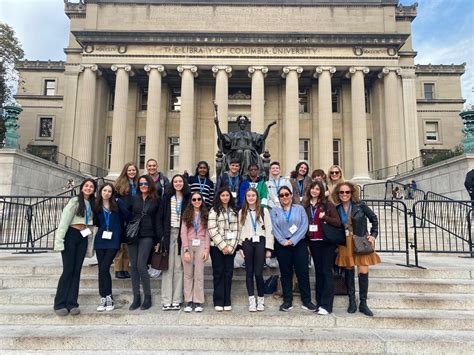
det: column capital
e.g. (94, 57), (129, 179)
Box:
(177, 65), (198, 77)
(378, 66), (402, 79)
(399, 67), (417, 79)
(345, 66), (370, 79)
(111, 64), (134, 76)
(144, 64), (167, 77)
(65, 64), (83, 76)
(314, 66), (336, 78)
(212, 65), (233, 78)
(79, 64), (99, 72)
(248, 65), (268, 78)
(281, 66), (303, 78)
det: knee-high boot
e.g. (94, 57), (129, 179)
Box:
(358, 273), (373, 317)
(345, 269), (357, 313)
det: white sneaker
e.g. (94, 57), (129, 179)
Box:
(223, 305), (232, 311)
(318, 307), (329, 315)
(214, 306), (224, 312)
(148, 267), (161, 278)
(183, 302), (193, 313)
(171, 303), (180, 310)
(105, 295), (115, 311)
(194, 303), (203, 312)
(257, 297), (265, 311)
(97, 297), (106, 312)
(248, 296), (257, 312)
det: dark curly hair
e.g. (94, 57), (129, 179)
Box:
(182, 192), (209, 228)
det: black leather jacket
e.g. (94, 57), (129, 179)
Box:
(350, 202), (378, 238)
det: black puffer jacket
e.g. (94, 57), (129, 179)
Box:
(131, 195), (161, 244)
(350, 202), (378, 238)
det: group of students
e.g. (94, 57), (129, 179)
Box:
(52, 158), (380, 317)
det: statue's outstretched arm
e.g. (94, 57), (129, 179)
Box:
(262, 121), (277, 141)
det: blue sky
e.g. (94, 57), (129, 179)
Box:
(0, 0), (472, 104)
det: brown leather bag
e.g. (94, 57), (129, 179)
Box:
(352, 234), (374, 255)
(151, 244), (169, 271)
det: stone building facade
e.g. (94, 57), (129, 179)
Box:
(15, 0), (466, 178)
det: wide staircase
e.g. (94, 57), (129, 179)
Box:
(0, 252), (472, 353)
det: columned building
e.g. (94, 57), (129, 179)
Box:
(15, 0), (466, 178)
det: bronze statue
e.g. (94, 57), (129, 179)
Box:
(214, 103), (276, 176)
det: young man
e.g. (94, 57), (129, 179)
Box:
(238, 164), (269, 208)
(266, 161), (293, 210)
(146, 159), (170, 197)
(215, 159), (244, 209)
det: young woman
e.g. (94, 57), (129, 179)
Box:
(158, 174), (190, 311)
(304, 180), (342, 315)
(270, 186), (316, 312)
(333, 182), (380, 316)
(129, 175), (161, 311)
(180, 192), (210, 312)
(114, 162), (139, 279)
(94, 183), (131, 312)
(188, 161), (215, 209)
(208, 187), (240, 311)
(53, 178), (97, 316)
(238, 188), (273, 312)
(290, 161), (312, 205)
(326, 165), (344, 202)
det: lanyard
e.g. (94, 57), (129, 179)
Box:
(85, 203), (91, 225)
(339, 202), (352, 225)
(272, 177), (281, 191)
(228, 175), (238, 192)
(193, 212), (201, 235)
(174, 195), (183, 216)
(197, 176), (207, 193)
(284, 204), (293, 223)
(129, 180), (137, 196)
(249, 209), (257, 233)
(310, 205), (319, 222)
(296, 179), (304, 196)
(103, 208), (111, 231)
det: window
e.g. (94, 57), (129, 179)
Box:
(424, 83), (435, 100)
(169, 137), (180, 170)
(43, 80), (56, 96)
(140, 88), (148, 111)
(108, 91), (115, 111)
(170, 88), (181, 112)
(299, 88), (310, 113)
(367, 139), (373, 172)
(105, 136), (112, 169)
(38, 117), (53, 138)
(425, 122), (439, 142)
(299, 139), (310, 162)
(365, 88), (371, 113)
(333, 139), (341, 166)
(332, 88), (340, 113)
(137, 136), (146, 169)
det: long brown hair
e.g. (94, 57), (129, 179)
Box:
(240, 187), (263, 226)
(182, 192), (208, 228)
(115, 162), (139, 196)
(138, 175), (159, 201)
(95, 183), (119, 213)
(304, 180), (327, 208)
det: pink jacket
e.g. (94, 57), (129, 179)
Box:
(180, 222), (210, 251)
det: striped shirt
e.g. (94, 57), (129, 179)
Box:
(188, 175), (215, 209)
(170, 196), (183, 228)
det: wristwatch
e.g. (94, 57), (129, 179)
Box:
(184, 248), (190, 253)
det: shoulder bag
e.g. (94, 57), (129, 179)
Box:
(352, 234), (374, 255)
(151, 243), (169, 271)
(125, 200), (150, 245)
(321, 221), (346, 246)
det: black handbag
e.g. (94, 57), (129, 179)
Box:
(352, 234), (374, 255)
(321, 221), (346, 246)
(125, 218), (141, 244)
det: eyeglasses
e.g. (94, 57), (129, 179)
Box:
(192, 198), (202, 202)
(330, 171), (341, 175)
(339, 190), (351, 195)
(139, 182), (149, 187)
(279, 193), (291, 198)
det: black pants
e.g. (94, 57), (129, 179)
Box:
(54, 227), (88, 310)
(274, 239), (311, 304)
(128, 237), (153, 296)
(308, 240), (336, 312)
(96, 248), (118, 297)
(210, 246), (235, 307)
(242, 237), (265, 297)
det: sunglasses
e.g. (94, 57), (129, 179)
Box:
(339, 190), (351, 195)
(192, 198), (202, 202)
(279, 193), (291, 198)
(330, 171), (341, 175)
(139, 182), (149, 187)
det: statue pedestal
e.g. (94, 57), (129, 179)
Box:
(460, 108), (474, 153)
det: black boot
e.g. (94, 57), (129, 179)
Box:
(358, 273), (373, 317)
(129, 294), (141, 311)
(141, 295), (152, 310)
(345, 269), (357, 313)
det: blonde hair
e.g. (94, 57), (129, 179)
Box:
(326, 164), (345, 192)
(115, 162), (139, 196)
(331, 181), (360, 205)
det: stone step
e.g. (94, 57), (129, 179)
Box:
(0, 324), (472, 353)
(0, 305), (472, 331)
(0, 287), (472, 310)
(1, 275), (473, 294)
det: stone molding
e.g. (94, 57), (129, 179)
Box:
(415, 63), (466, 75)
(377, 66), (401, 79)
(79, 64), (102, 77)
(281, 66), (303, 78)
(177, 65), (199, 77)
(111, 64), (134, 77)
(212, 65), (233, 78)
(314, 66), (336, 78)
(345, 66), (369, 78)
(144, 64), (167, 77)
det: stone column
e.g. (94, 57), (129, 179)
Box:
(144, 65), (166, 163)
(75, 64), (99, 165)
(109, 64), (132, 176)
(60, 64), (81, 157)
(379, 67), (403, 167)
(314, 66), (336, 170)
(212, 65), (232, 159)
(282, 66), (303, 174)
(346, 67), (370, 180)
(248, 66), (268, 133)
(400, 67), (420, 160)
(177, 65), (198, 173)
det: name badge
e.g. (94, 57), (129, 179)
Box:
(345, 229), (350, 237)
(231, 192), (237, 198)
(309, 225), (318, 232)
(252, 235), (260, 243)
(192, 239), (201, 247)
(80, 228), (92, 238)
(227, 232), (236, 240)
(299, 196), (303, 202)
(102, 231), (113, 240)
(289, 224), (298, 234)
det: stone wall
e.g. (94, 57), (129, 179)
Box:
(394, 154), (474, 200)
(0, 149), (88, 196)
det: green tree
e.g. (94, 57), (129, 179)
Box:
(0, 22), (24, 145)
